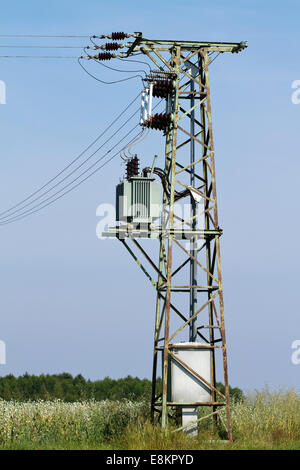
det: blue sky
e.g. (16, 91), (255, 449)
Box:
(0, 0), (299, 392)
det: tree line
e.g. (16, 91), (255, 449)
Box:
(0, 373), (243, 402)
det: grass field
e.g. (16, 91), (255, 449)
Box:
(0, 389), (299, 450)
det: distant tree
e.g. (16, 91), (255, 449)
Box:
(52, 381), (64, 400)
(216, 382), (244, 402)
(0, 381), (12, 400)
(0, 374), (244, 403)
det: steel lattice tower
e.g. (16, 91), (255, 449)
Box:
(102, 33), (247, 440)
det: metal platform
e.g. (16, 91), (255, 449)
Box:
(102, 225), (222, 239)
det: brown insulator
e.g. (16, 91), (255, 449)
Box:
(126, 159), (133, 179)
(145, 113), (171, 131)
(95, 52), (114, 60)
(111, 32), (127, 40)
(152, 79), (173, 99)
(132, 156), (139, 175)
(126, 156), (139, 179)
(104, 42), (122, 51)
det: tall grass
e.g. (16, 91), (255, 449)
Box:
(0, 389), (299, 450)
(229, 388), (300, 447)
(0, 399), (149, 449)
(124, 389), (300, 450)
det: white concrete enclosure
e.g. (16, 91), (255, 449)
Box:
(169, 343), (212, 403)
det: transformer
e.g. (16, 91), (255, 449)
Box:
(116, 176), (161, 223)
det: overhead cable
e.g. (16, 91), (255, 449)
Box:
(0, 93), (140, 218)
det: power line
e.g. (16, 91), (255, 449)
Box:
(208, 52), (221, 65)
(0, 124), (142, 225)
(78, 58), (144, 84)
(0, 105), (141, 221)
(0, 55), (80, 59)
(0, 93), (141, 219)
(0, 151), (118, 225)
(1, 65), (183, 225)
(0, 59), (168, 225)
(92, 58), (147, 76)
(121, 128), (149, 160)
(82, 45), (148, 76)
(0, 45), (85, 48)
(0, 34), (91, 38)
(0, 97), (166, 225)
(89, 36), (101, 48)
(117, 56), (151, 72)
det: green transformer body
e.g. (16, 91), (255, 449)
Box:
(116, 177), (161, 223)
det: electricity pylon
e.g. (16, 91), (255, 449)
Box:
(102, 33), (247, 440)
